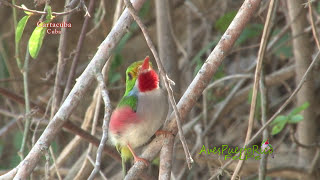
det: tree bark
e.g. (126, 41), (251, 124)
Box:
(156, 0), (180, 95)
(287, 1), (317, 179)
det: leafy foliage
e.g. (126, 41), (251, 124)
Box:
(271, 102), (309, 135)
(28, 5), (53, 58)
(15, 15), (30, 46)
(28, 23), (48, 58)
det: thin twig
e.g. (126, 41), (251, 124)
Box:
(51, 0), (72, 119)
(80, 0), (91, 17)
(45, 150), (50, 180)
(258, 69), (269, 180)
(289, 127), (320, 148)
(86, 0), (108, 37)
(87, 0), (121, 178)
(209, 49), (320, 180)
(260, 1), (279, 179)
(308, 0), (320, 50)
(124, 0), (193, 169)
(0, 0), (82, 17)
(63, 0), (96, 101)
(87, 155), (108, 180)
(88, 72), (112, 180)
(11, 0), (22, 69)
(205, 74), (253, 90)
(19, 47), (31, 160)
(66, 0), (80, 9)
(231, 0), (275, 179)
(49, 146), (62, 180)
(177, 124), (203, 179)
(73, 90), (99, 179)
(308, 148), (320, 174)
(74, 85), (106, 179)
(32, 97), (52, 147)
(203, 79), (247, 136)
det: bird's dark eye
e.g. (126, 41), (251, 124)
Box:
(128, 72), (133, 80)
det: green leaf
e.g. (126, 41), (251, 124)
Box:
(215, 11), (237, 32)
(22, 4), (33, 15)
(290, 102), (310, 116)
(15, 15), (30, 46)
(271, 117), (288, 135)
(270, 115), (288, 126)
(28, 22), (47, 58)
(288, 114), (304, 124)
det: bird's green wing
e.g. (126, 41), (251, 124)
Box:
(117, 94), (138, 112)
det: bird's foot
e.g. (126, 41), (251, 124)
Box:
(133, 156), (150, 166)
(127, 144), (149, 166)
(155, 130), (174, 137)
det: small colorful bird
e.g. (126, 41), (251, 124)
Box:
(261, 139), (274, 158)
(109, 56), (168, 175)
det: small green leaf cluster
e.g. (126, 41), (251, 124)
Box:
(15, 5), (54, 59)
(271, 102), (309, 135)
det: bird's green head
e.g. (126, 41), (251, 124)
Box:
(124, 56), (153, 96)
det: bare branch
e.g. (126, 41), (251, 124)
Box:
(63, 0), (96, 101)
(0, 0), (83, 17)
(231, 0), (276, 178)
(159, 134), (174, 180)
(307, 0), (320, 50)
(88, 72), (112, 180)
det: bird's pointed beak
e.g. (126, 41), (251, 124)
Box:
(142, 56), (150, 70)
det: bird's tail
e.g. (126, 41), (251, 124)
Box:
(121, 146), (133, 176)
(121, 157), (131, 176)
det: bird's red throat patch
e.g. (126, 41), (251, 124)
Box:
(138, 70), (159, 92)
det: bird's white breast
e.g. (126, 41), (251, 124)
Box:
(118, 88), (168, 148)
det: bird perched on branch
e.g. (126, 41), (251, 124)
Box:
(109, 56), (168, 175)
(261, 139), (274, 158)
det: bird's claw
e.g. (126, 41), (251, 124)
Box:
(134, 156), (149, 166)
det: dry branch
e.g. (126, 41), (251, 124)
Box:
(231, 0), (276, 179)
(87, 72), (112, 180)
(0, 0), (83, 17)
